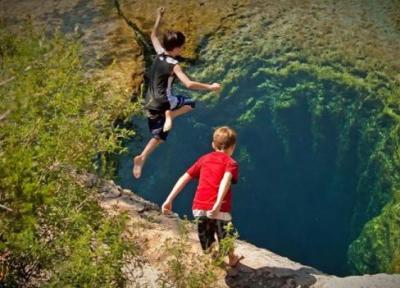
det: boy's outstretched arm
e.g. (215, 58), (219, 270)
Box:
(151, 7), (165, 54)
(209, 172), (232, 218)
(173, 65), (221, 91)
(162, 173), (192, 214)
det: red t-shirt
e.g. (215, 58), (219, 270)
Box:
(187, 151), (239, 212)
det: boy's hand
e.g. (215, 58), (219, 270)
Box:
(209, 204), (221, 219)
(157, 7), (165, 17)
(210, 83), (221, 92)
(162, 201), (172, 214)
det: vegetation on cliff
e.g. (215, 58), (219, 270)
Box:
(0, 23), (140, 286)
(0, 19), (232, 288)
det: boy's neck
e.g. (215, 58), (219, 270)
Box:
(214, 149), (233, 156)
(165, 50), (179, 57)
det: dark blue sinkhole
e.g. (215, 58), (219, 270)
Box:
(115, 62), (370, 276)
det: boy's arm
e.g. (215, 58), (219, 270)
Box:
(151, 7), (165, 54)
(209, 172), (232, 218)
(173, 65), (221, 91)
(162, 172), (192, 214)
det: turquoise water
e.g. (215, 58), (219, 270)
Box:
(116, 66), (369, 276)
(115, 1), (400, 275)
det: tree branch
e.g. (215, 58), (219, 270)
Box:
(0, 204), (13, 212)
(0, 110), (10, 122)
(0, 77), (15, 87)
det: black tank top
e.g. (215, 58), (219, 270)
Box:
(144, 54), (179, 112)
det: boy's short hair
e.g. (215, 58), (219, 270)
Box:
(213, 126), (237, 150)
(163, 30), (186, 51)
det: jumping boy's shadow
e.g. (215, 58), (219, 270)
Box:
(225, 263), (319, 288)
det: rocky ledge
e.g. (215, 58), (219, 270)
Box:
(68, 164), (400, 288)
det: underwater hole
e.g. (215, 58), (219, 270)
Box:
(116, 60), (389, 276)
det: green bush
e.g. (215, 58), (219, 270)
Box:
(159, 219), (219, 288)
(348, 197), (400, 273)
(158, 219), (239, 288)
(0, 22), (138, 286)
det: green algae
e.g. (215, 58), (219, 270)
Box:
(185, 6), (400, 273)
(116, 0), (400, 275)
(349, 198), (400, 273)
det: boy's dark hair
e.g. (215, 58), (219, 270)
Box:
(213, 126), (237, 150)
(163, 30), (185, 51)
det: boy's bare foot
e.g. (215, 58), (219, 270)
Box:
(228, 254), (244, 267)
(163, 117), (173, 132)
(133, 155), (144, 179)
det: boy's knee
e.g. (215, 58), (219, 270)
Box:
(185, 103), (195, 110)
(188, 101), (196, 109)
(152, 134), (167, 143)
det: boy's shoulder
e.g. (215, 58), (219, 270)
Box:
(200, 151), (238, 165)
(196, 151), (213, 162)
(229, 156), (238, 164)
(227, 155), (238, 168)
(157, 54), (179, 65)
(221, 152), (239, 168)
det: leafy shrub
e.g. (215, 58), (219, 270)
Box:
(158, 219), (219, 288)
(159, 218), (239, 288)
(0, 22), (139, 286)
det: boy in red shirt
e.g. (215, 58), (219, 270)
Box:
(162, 126), (243, 266)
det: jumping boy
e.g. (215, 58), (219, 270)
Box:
(133, 7), (221, 179)
(162, 126), (243, 267)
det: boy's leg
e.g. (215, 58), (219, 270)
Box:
(133, 112), (169, 179)
(170, 95), (195, 119)
(164, 94), (194, 132)
(163, 105), (193, 132)
(163, 110), (173, 132)
(170, 105), (193, 118)
(197, 217), (217, 252)
(228, 250), (244, 267)
(215, 220), (244, 267)
(133, 137), (163, 179)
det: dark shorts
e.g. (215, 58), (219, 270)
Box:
(147, 111), (169, 141)
(168, 95), (196, 110)
(196, 216), (234, 251)
(146, 95), (195, 141)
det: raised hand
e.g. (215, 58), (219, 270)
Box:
(157, 7), (165, 17)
